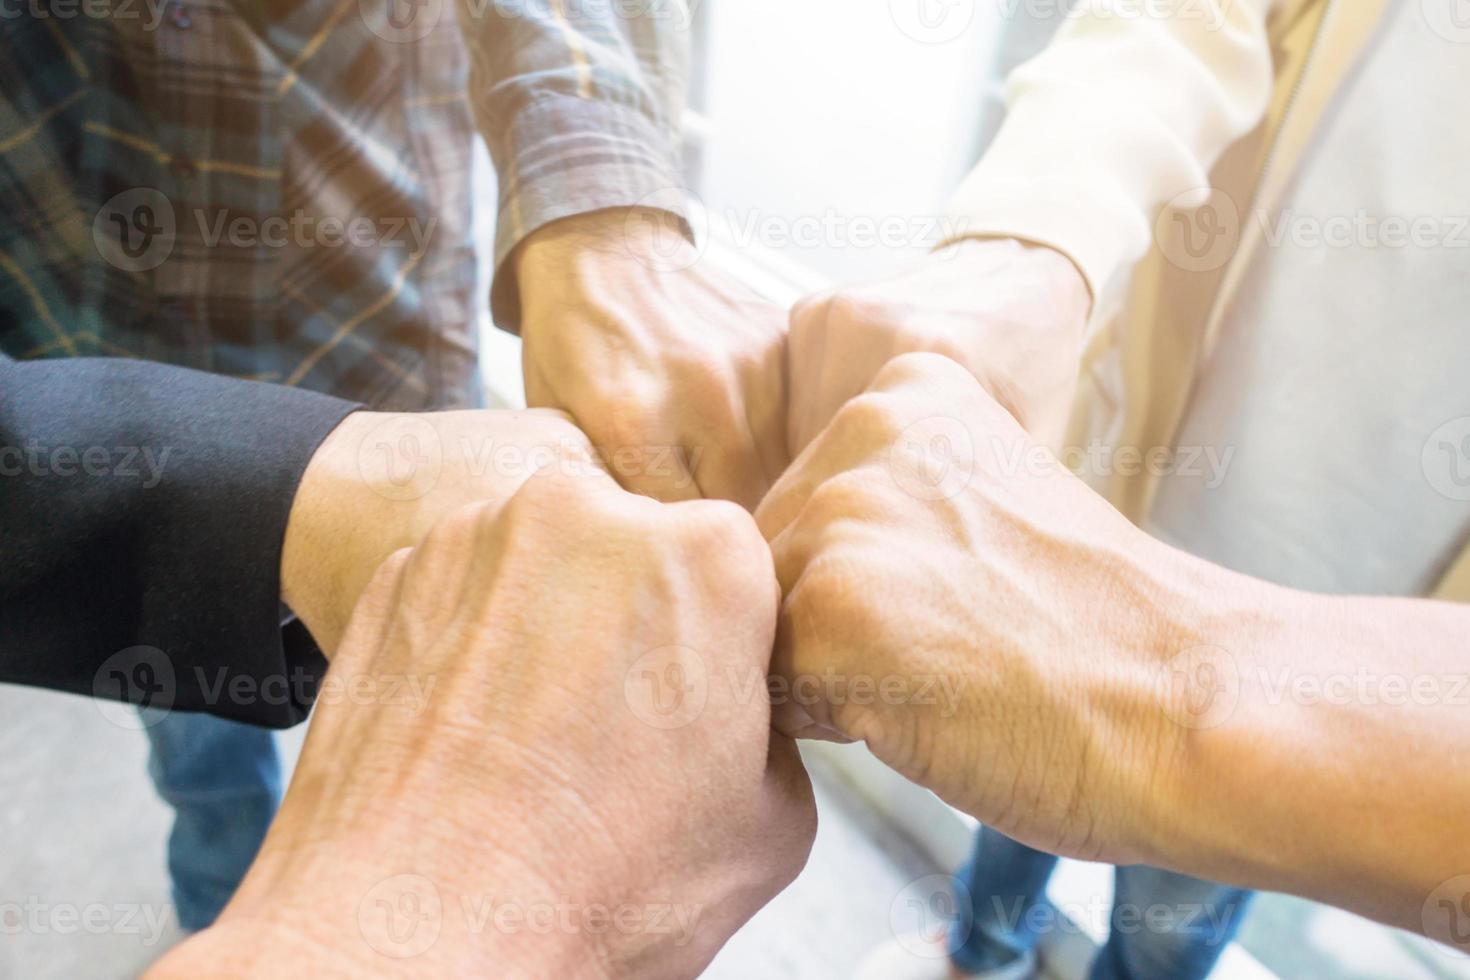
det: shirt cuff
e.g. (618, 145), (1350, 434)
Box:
(485, 92), (691, 332)
(939, 80), (1204, 308)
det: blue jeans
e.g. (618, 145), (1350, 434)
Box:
(141, 710), (283, 931)
(950, 828), (1252, 980)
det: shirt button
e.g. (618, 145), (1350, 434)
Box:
(167, 2), (191, 28)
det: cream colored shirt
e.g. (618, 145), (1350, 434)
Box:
(1147, 1), (1470, 595)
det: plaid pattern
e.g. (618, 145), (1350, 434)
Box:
(0, 0), (688, 405)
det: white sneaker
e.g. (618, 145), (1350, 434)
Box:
(852, 932), (1038, 980)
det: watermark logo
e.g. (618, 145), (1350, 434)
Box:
(890, 0), (976, 44)
(1423, 876), (1470, 957)
(359, 0), (443, 42)
(0, 898), (172, 946)
(624, 645), (709, 730)
(1257, 210), (1470, 251)
(768, 669), (968, 720)
(91, 646), (176, 730)
(1156, 187), (1240, 273)
(722, 208), (970, 254)
(888, 415), (976, 501)
(357, 876), (702, 953)
(1160, 195), (1470, 271)
(1423, 416), (1470, 501)
(359, 874), (443, 959)
(1161, 645), (1239, 730)
(466, 0), (699, 30)
(1423, 0), (1470, 43)
(996, 0), (1228, 31)
(623, 187), (710, 273)
(998, 437), (1235, 490)
(94, 188), (176, 272)
(891, 875), (972, 957)
(1256, 666), (1469, 709)
(95, 191), (435, 267)
(357, 415), (445, 501)
(987, 892), (1239, 945)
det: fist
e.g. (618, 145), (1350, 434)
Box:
(758, 352), (1188, 865)
(785, 237), (1090, 457)
(219, 466), (816, 978)
(518, 208), (789, 509)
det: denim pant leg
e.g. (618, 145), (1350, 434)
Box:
(1088, 866), (1253, 980)
(950, 827), (1061, 973)
(141, 710), (283, 931)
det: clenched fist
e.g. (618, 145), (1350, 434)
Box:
(785, 237), (1090, 456)
(757, 352), (1200, 866)
(157, 467), (816, 979)
(518, 207), (789, 509)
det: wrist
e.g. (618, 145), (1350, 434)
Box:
(160, 753), (614, 978)
(148, 893), (604, 979)
(1062, 537), (1273, 867)
(935, 236), (1092, 324)
(281, 411), (420, 655)
(1121, 549), (1310, 874)
(514, 208), (695, 315)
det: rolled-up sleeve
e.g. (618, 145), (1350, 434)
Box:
(943, 0), (1281, 305)
(0, 357), (360, 728)
(457, 0), (692, 329)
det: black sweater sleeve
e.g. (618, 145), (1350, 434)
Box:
(1, 356), (361, 728)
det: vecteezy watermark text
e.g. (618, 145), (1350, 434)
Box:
(0, 898), (172, 947)
(94, 189), (437, 273)
(0, 0), (168, 30)
(623, 650), (969, 730)
(356, 874), (703, 960)
(0, 442), (171, 488)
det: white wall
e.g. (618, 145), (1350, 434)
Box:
(697, 0), (999, 283)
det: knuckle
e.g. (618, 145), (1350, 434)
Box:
(594, 389), (664, 450)
(874, 350), (968, 391)
(832, 390), (906, 443)
(803, 470), (882, 524)
(433, 499), (499, 543)
(787, 553), (866, 627)
(670, 499), (776, 598)
(822, 291), (877, 329)
(369, 546), (415, 592)
(673, 498), (766, 558)
(788, 292), (834, 334)
(791, 290), (868, 335)
(671, 349), (732, 391)
(502, 465), (611, 527)
(525, 406), (589, 445)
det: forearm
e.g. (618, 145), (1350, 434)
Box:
(145, 853), (602, 979)
(1146, 563), (1470, 935)
(457, 0), (691, 329)
(0, 357), (357, 726)
(946, 0), (1280, 300)
(147, 593), (610, 979)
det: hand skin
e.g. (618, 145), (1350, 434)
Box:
(281, 407), (594, 654)
(516, 206), (789, 510)
(757, 351), (1470, 949)
(151, 468), (817, 978)
(786, 237), (1090, 456)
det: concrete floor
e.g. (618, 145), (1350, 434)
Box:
(0, 682), (940, 980)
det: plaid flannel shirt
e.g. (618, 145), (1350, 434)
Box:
(0, 0), (690, 407)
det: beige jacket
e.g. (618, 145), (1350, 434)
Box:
(945, 0), (1470, 600)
